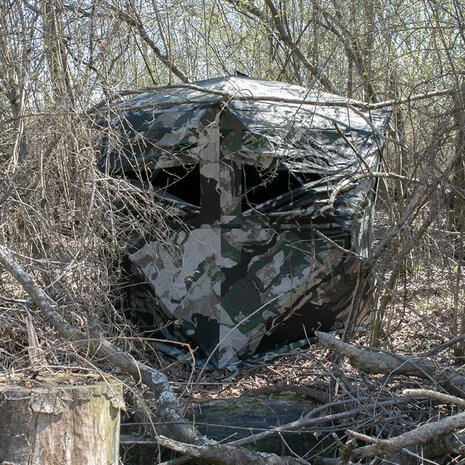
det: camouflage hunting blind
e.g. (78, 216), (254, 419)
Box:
(96, 76), (390, 367)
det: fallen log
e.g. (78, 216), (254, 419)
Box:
(156, 435), (304, 465)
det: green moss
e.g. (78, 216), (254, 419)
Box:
(270, 393), (298, 400)
(225, 401), (239, 412)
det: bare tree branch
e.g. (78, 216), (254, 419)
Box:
(403, 389), (465, 408)
(314, 0), (377, 102)
(326, 171), (413, 211)
(348, 410), (465, 458)
(157, 435), (307, 465)
(88, 82), (456, 115)
(101, 1), (189, 83)
(262, 0), (336, 93)
(0, 244), (200, 444)
(223, 0), (336, 93)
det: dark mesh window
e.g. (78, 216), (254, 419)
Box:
(242, 164), (321, 211)
(152, 164), (201, 207)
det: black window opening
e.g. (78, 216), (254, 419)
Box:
(151, 164), (201, 214)
(241, 164), (323, 215)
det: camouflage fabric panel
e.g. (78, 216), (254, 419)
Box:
(218, 219), (358, 364)
(219, 117), (243, 217)
(129, 219), (360, 367)
(129, 227), (222, 357)
(345, 179), (377, 258)
(240, 127), (381, 176)
(95, 106), (207, 174)
(95, 76), (390, 367)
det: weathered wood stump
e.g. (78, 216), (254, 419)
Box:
(0, 377), (123, 465)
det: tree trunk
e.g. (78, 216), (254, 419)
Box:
(0, 379), (123, 465)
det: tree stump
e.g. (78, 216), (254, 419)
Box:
(0, 377), (123, 465)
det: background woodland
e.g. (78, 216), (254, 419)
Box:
(0, 1), (464, 464)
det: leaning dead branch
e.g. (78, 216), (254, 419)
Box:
(327, 171), (413, 211)
(315, 330), (465, 397)
(0, 245), (199, 445)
